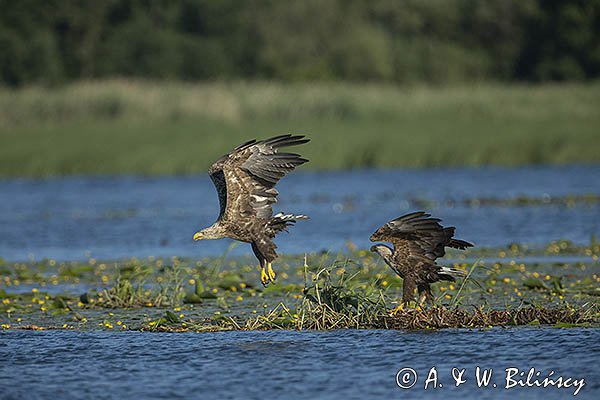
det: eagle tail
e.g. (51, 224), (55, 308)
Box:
(438, 265), (467, 281)
(269, 212), (309, 233)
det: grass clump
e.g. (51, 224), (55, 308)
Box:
(95, 265), (185, 308)
(384, 304), (599, 330)
(294, 264), (387, 330)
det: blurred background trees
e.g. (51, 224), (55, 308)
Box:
(0, 0), (598, 86)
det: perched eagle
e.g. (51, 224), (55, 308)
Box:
(193, 134), (310, 286)
(370, 211), (473, 305)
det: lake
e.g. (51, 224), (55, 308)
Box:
(1, 328), (598, 399)
(0, 165), (599, 399)
(1, 165), (599, 261)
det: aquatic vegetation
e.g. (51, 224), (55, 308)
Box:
(411, 194), (600, 209)
(1, 246), (599, 332)
(383, 304), (599, 330)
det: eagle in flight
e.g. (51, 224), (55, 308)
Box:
(193, 134), (309, 286)
(370, 211), (473, 305)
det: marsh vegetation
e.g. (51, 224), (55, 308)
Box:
(2, 241), (599, 332)
(1, 80), (599, 177)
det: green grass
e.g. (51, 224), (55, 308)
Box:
(1, 242), (599, 331)
(1, 80), (599, 177)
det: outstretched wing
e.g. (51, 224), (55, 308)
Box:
(370, 211), (473, 262)
(208, 134), (309, 221)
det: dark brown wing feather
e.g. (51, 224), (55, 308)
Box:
(370, 211), (473, 262)
(208, 134), (309, 222)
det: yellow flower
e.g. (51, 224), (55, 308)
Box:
(236, 296), (243, 301)
(1, 324), (10, 329)
(31, 288), (38, 293)
(449, 284), (455, 290)
(188, 279), (196, 285)
(2, 299), (10, 304)
(502, 277), (510, 283)
(381, 281), (388, 287)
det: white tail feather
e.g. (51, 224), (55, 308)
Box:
(273, 212), (309, 222)
(440, 266), (467, 279)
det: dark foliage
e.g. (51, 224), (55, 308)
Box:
(0, 0), (598, 86)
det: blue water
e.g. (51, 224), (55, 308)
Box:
(0, 328), (598, 400)
(1, 166), (599, 261)
(1, 166), (599, 399)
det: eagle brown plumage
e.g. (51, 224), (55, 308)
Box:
(193, 134), (310, 286)
(370, 211), (473, 305)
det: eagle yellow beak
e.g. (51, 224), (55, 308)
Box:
(193, 232), (203, 241)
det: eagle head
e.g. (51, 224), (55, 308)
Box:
(370, 244), (393, 258)
(193, 224), (224, 241)
(193, 231), (204, 241)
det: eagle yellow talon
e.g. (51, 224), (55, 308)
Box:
(260, 267), (270, 287)
(390, 304), (405, 315)
(267, 263), (276, 281)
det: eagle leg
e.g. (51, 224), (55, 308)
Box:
(260, 262), (270, 287)
(417, 284), (434, 306)
(402, 277), (417, 304)
(267, 262), (276, 282)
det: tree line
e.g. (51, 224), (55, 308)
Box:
(0, 0), (598, 86)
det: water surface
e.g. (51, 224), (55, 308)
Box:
(1, 166), (598, 261)
(0, 328), (597, 400)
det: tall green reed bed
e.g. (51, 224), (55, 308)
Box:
(1, 243), (599, 332)
(1, 80), (600, 177)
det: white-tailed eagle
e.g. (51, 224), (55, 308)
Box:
(370, 211), (473, 305)
(193, 134), (309, 286)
